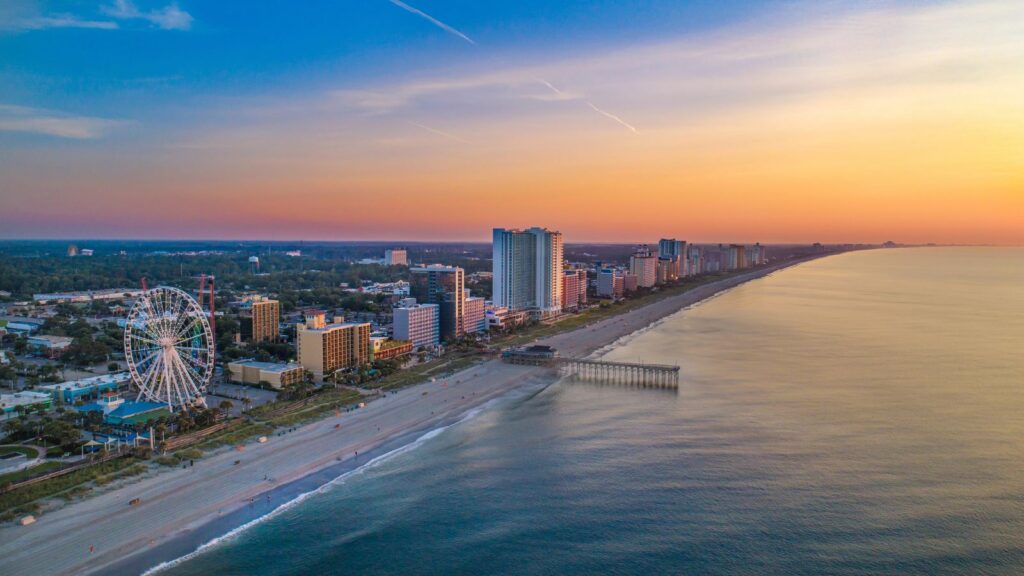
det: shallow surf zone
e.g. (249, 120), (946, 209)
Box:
(586, 282), (743, 362)
(140, 396), (507, 576)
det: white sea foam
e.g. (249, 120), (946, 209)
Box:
(141, 401), (497, 575)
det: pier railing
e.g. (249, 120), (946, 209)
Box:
(502, 351), (680, 389)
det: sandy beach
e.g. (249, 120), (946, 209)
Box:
(0, 255), (824, 576)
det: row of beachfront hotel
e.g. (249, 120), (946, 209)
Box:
(219, 228), (768, 385)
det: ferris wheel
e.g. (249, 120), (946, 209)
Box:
(124, 286), (213, 410)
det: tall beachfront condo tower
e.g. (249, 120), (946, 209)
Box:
(492, 227), (564, 316)
(410, 265), (465, 341)
(687, 244), (703, 276)
(658, 238), (687, 278)
(748, 243), (765, 266)
(630, 246), (658, 288)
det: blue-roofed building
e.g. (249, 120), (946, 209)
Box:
(38, 373), (130, 404)
(77, 394), (170, 426)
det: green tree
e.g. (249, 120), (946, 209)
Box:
(0, 365), (16, 391)
(44, 419), (82, 447)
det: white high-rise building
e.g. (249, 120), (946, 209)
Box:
(597, 269), (623, 298)
(492, 227), (564, 316)
(393, 298), (439, 349)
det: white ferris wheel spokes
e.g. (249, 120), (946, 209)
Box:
(124, 286), (213, 411)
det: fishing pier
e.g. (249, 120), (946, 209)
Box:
(502, 346), (680, 389)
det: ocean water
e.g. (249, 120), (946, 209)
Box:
(159, 248), (1024, 575)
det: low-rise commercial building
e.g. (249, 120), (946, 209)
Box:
(227, 359), (304, 388)
(486, 305), (529, 330)
(27, 335), (74, 358)
(37, 372), (131, 404)
(33, 288), (144, 305)
(372, 338), (414, 361)
(77, 394), (169, 426)
(1, 316), (44, 336)
(0, 391), (52, 418)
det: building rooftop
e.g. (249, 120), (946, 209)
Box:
(0, 315), (46, 326)
(77, 399), (169, 422)
(229, 359), (302, 373)
(0, 391), (52, 409)
(395, 301), (438, 310)
(410, 265), (461, 272)
(28, 335), (74, 347)
(300, 320), (369, 333)
(37, 372), (131, 392)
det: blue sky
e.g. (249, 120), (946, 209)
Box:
(1, 1), (1021, 244)
(1, 1), (764, 124)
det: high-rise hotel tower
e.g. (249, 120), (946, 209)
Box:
(410, 265), (465, 341)
(492, 227), (564, 316)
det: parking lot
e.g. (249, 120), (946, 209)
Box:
(205, 382), (278, 416)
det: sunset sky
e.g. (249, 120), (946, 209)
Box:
(1, 0), (1021, 244)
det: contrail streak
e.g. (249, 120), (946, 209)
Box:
(539, 78), (639, 133)
(384, 5), (636, 134)
(536, 78), (567, 98)
(409, 121), (472, 144)
(387, 0), (475, 45)
(585, 101), (639, 133)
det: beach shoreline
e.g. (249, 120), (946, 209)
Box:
(0, 253), (832, 576)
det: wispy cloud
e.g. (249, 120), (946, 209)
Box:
(0, 105), (122, 139)
(386, 0), (475, 45)
(2, 1), (192, 32)
(102, 0), (193, 31)
(10, 14), (119, 31)
(408, 121), (471, 144)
